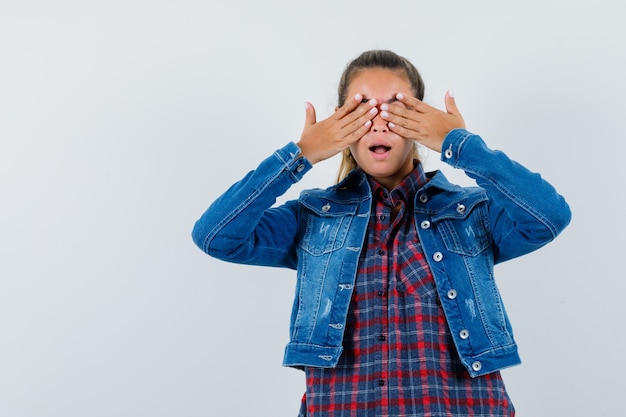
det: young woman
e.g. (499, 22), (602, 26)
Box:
(192, 50), (571, 416)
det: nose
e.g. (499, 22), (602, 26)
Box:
(370, 111), (389, 133)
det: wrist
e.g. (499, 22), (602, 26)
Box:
(296, 141), (319, 165)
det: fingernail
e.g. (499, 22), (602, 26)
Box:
(354, 93), (362, 101)
(380, 104), (389, 111)
(364, 120), (372, 127)
(304, 102), (309, 110)
(388, 122), (396, 128)
(381, 111), (389, 118)
(369, 107), (378, 115)
(368, 98), (377, 106)
(396, 93), (404, 100)
(448, 89), (454, 98)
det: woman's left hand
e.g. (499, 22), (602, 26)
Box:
(379, 91), (465, 153)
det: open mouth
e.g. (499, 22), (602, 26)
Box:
(369, 145), (391, 154)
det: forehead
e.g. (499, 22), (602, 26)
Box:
(347, 68), (412, 99)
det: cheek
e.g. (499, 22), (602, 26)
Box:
(398, 140), (415, 158)
(348, 144), (361, 162)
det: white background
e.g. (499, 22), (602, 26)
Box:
(1, 1), (624, 416)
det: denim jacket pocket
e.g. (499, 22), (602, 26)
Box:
(299, 195), (357, 256)
(433, 195), (491, 256)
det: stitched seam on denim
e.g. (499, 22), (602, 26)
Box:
(453, 133), (559, 238)
(202, 150), (293, 252)
(467, 170), (558, 238)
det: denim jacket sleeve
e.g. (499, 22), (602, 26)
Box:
(441, 129), (572, 263)
(191, 142), (312, 269)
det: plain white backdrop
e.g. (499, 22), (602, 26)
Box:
(1, 1), (624, 416)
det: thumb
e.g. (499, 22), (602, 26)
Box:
(444, 90), (460, 116)
(303, 102), (317, 128)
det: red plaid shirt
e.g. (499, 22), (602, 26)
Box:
(300, 164), (515, 417)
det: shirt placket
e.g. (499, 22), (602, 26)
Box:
(373, 189), (405, 417)
(371, 192), (388, 417)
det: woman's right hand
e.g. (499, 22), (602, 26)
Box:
(297, 94), (378, 165)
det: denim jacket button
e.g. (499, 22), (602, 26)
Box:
(459, 329), (470, 339)
(444, 145), (453, 159)
(433, 252), (443, 262)
(472, 361), (482, 372)
(456, 204), (466, 214)
(447, 289), (457, 299)
(321, 203), (331, 212)
(420, 220), (431, 229)
(419, 194), (428, 204)
(296, 164), (305, 173)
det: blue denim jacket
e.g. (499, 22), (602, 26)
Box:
(192, 129), (571, 377)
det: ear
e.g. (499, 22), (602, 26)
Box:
(335, 106), (339, 112)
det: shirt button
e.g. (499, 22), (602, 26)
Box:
(378, 335), (386, 341)
(378, 379), (385, 386)
(378, 249), (385, 256)
(378, 290), (385, 296)
(472, 361), (482, 372)
(447, 289), (457, 299)
(433, 252), (443, 262)
(379, 215), (386, 221)
(420, 220), (431, 229)
(459, 329), (470, 339)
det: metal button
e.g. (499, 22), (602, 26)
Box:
(296, 164), (305, 172)
(420, 220), (431, 229)
(472, 361), (482, 372)
(444, 146), (453, 159)
(456, 204), (466, 214)
(459, 329), (469, 339)
(447, 289), (457, 299)
(433, 252), (443, 262)
(321, 204), (331, 212)
(419, 194), (428, 203)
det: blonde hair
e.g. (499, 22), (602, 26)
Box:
(335, 50), (425, 183)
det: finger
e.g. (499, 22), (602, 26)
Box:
(334, 94), (377, 121)
(386, 120), (417, 140)
(380, 103), (418, 131)
(395, 92), (429, 113)
(333, 93), (363, 119)
(445, 90), (460, 116)
(345, 116), (375, 143)
(444, 90), (466, 129)
(337, 102), (379, 143)
(303, 102), (317, 129)
(345, 105), (378, 133)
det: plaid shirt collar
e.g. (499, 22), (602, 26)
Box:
(365, 160), (429, 206)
